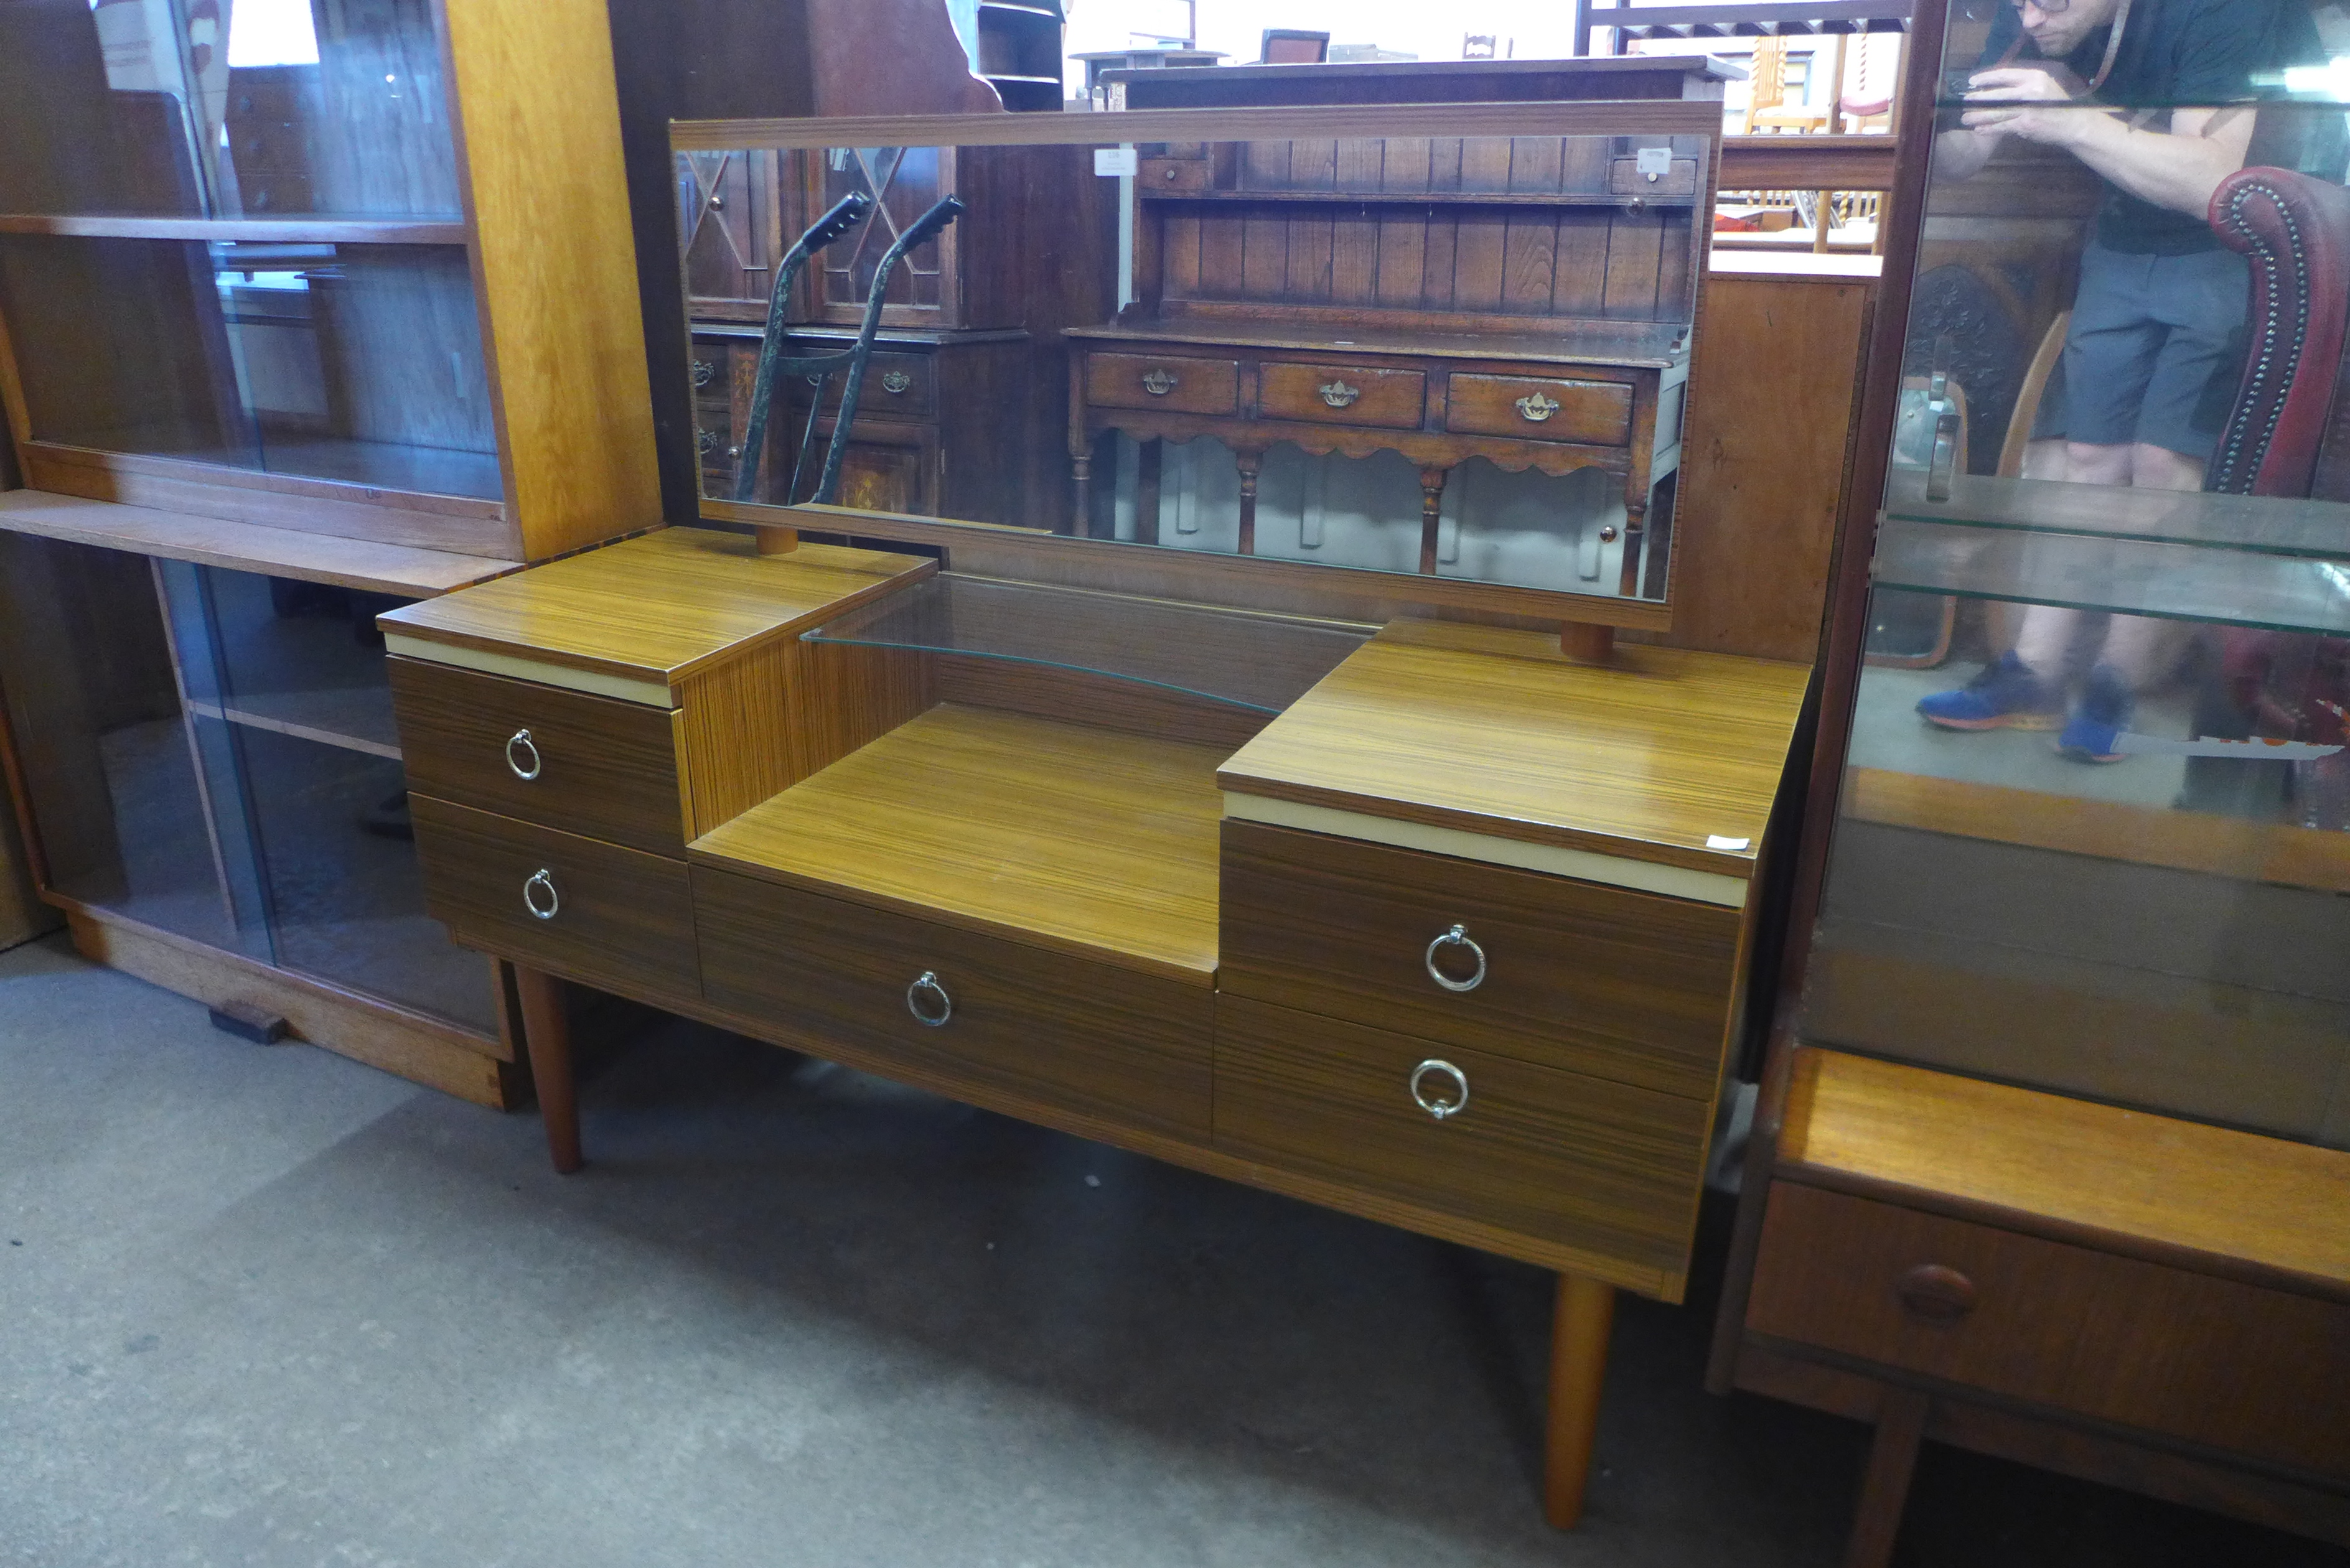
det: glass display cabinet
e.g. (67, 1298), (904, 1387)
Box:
(1714, 0), (2350, 1558)
(0, 0), (661, 1104)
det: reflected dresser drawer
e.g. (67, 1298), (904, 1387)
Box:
(1745, 1183), (2350, 1478)
(789, 349), (937, 419)
(410, 796), (699, 1002)
(390, 658), (684, 855)
(1256, 362), (1426, 429)
(1444, 373), (1633, 446)
(1084, 351), (1242, 415)
(1214, 996), (1713, 1282)
(1218, 821), (1738, 1098)
(695, 866), (1214, 1138)
(1608, 157), (1700, 197)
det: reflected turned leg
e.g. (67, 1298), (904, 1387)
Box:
(1235, 447), (1263, 556)
(513, 966), (581, 1174)
(1418, 465), (1451, 575)
(1544, 1272), (1617, 1528)
(1843, 1387), (1930, 1568)
(1071, 450), (1093, 538)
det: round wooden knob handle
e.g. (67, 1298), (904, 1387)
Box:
(1896, 1263), (1978, 1323)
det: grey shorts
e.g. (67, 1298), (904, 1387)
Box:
(2034, 241), (2250, 460)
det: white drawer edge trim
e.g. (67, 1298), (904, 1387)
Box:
(1222, 793), (1748, 907)
(383, 633), (676, 709)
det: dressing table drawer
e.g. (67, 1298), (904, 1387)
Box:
(410, 796), (700, 1002)
(789, 348), (937, 419)
(694, 867), (1214, 1138)
(1257, 362), (1426, 429)
(1214, 996), (1713, 1284)
(1084, 351), (1241, 415)
(390, 658), (685, 854)
(1219, 821), (1738, 1099)
(1445, 374), (1633, 446)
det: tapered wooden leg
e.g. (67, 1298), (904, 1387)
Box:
(1137, 438), (1164, 546)
(1071, 451), (1092, 536)
(1234, 447), (1263, 556)
(1843, 1387), (1930, 1568)
(1543, 1272), (1616, 1529)
(513, 966), (581, 1174)
(1418, 465), (1451, 575)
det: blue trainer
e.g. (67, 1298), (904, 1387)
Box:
(2058, 664), (2133, 763)
(1916, 651), (2063, 732)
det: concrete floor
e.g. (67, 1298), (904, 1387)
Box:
(2, 933), (2341, 1568)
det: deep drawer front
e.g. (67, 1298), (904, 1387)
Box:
(1257, 362), (1426, 429)
(695, 867), (1214, 1139)
(1446, 373), (1633, 446)
(1747, 1183), (2350, 1477)
(411, 796), (699, 1002)
(390, 658), (683, 855)
(1215, 996), (1713, 1284)
(1608, 157), (1700, 197)
(1085, 351), (1241, 416)
(789, 349), (937, 419)
(1219, 821), (1739, 1099)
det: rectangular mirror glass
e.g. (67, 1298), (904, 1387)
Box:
(675, 105), (1718, 619)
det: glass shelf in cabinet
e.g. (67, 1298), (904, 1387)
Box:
(1884, 470), (2350, 559)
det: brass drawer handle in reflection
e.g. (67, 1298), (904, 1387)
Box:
(1515, 393), (1561, 422)
(1141, 368), (1179, 396)
(1425, 923), (1487, 992)
(881, 370), (913, 395)
(906, 970), (953, 1027)
(1410, 1059), (1469, 1121)
(691, 360), (716, 388)
(1319, 380), (1360, 408)
(523, 869), (560, 921)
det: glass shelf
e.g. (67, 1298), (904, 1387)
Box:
(802, 574), (1373, 714)
(1873, 518), (2350, 637)
(1884, 470), (2350, 559)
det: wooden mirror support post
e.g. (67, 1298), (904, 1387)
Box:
(755, 521), (800, 554)
(1559, 621), (1617, 664)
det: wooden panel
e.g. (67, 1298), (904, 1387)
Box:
(1601, 208), (1665, 321)
(1215, 995), (1714, 1296)
(442, 0), (662, 560)
(1746, 1183), (2350, 1477)
(0, 488), (511, 597)
(1256, 362), (1425, 430)
(378, 528), (934, 687)
(1552, 209), (1613, 317)
(387, 656), (685, 853)
(1220, 622), (1807, 879)
(1220, 821), (1740, 1099)
(63, 906), (518, 1108)
(1083, 352), (1241, 416)
(410, 795), (699, 1002)
(1780, 1050), (2350, 1300)
(691, 705), (1223, 985)
(673, 633), (931, 841)
(1445, 373), (1632, 446)
(696, 866), (1213, 1139)
(1500, 210), (1561, 315)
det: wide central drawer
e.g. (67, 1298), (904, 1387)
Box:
(695, 866), (1214, 1139)
(1445, 373), (1634, 446)
(390, 658), (684, 855)
(1257, 362), (1426, 429)
(1219, 821), (1739, 1099)
(1215, 996), (1714, 1292)
(1746, 1183), (2350, 1477)
(410, 796), (699, 1003)
(1084, 350), (1241, 416)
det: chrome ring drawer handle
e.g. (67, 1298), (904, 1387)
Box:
(505, 727), (542, 782)
(1141, 368), (1179, 396)
(523, 869), (559, 921)
(906, 970), (953, 1027)
(1425, 923), (1487, 992)
(1515, 393), (1560, 422)
(1410, 1058), (1469, 1121)
(1319, 379), (1360, 408)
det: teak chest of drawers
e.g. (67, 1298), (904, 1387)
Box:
(378, 528), (1809, 1528)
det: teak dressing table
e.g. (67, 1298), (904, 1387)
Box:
(385, 105), (1820, 1528)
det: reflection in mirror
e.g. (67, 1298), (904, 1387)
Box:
(677, 119), (1712, 604)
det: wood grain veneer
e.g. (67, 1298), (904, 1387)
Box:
(1778, 1050), (2350, 1303)
(388, 657), (687, 853)
(1220, 619), (1808, 879)
(410, 796), (699, 1002)
(1745, 1183), (2350, 1480)
(690, 704), (1224, 986)
(1214, 995), (1715, 1298)
(1220, 821), (1739, 1099)
(696, 867), (1214, 1140)
(1444, 374), (1634, 446)
(378, 528), (933, 693)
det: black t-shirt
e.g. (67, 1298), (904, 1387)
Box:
(1977, 0), (2338, 253)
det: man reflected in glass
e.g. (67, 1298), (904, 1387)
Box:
(1916, 0), (2339, 760)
